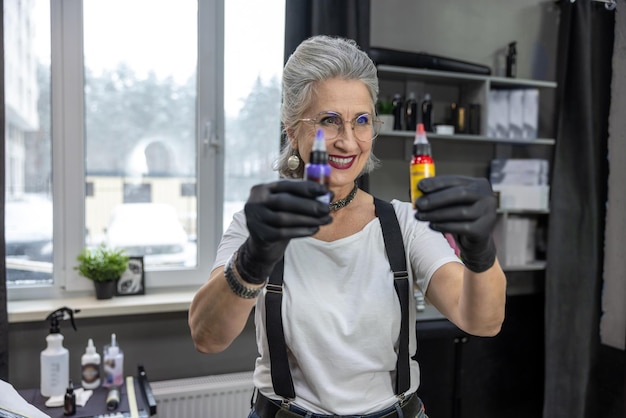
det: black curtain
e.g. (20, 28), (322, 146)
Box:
(1, 0), (8, 382)
(284, 0), (370, 62)
(284, 0), (371, 190)
(544, 1), (613, 417)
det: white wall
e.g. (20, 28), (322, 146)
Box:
(371, 0), (560, 81)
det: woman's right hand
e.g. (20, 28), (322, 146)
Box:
(237, 180), (333, 284)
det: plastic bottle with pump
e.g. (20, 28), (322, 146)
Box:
(410, 123), (436, 207)
(103, 333), (124, 388)
(41, 307), (79, 397)
(304, 129), (331, 205)
(506, 41), (517, 78)
(81, 338), (101, 389)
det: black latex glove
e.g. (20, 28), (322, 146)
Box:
(414, 175), (497, 273)
(236, 180), (333, 284)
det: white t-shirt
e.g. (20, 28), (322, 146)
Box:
(212, 199), (461, 415)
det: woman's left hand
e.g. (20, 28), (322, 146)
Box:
(414, 175), (498, 273)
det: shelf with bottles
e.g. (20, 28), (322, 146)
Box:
(377, 129), (556, 146)
(376, 64), (558, 143)
(376, 64), (557, 91)
(377, 65), (491, 84)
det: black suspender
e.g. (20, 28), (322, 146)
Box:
(375, 198), (411, 395)
(265, 258), (295, 398)
(265, 197), (410, 399)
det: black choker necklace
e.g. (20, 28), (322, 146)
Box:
(329, 183), (359, 211)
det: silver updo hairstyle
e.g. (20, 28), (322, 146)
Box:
(275, 35), (381, 179)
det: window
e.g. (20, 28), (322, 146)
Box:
(5, 0), (285, 299)
(222, 1), (285, 230)
(4, 0), (53, 288)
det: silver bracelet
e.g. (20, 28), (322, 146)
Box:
(224, 252), (266, 299)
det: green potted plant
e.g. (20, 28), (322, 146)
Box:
(75, 244), (129, 300)
(376, 97), (395, 133)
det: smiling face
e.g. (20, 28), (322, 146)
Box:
(291, 78), (375, 191)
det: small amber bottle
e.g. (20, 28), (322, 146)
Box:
(63, 380), (76, 416)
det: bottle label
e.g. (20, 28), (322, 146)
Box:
(103, 356), (124, 387)
(41, 356), (69, 397)
(410, 163), (435, 206)
(305, 164), (331, 205)
(82, 363), (100, 384)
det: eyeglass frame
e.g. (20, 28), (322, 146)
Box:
(298, 111), (383, 142)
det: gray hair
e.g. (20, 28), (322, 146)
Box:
(275, 35), (381, 179)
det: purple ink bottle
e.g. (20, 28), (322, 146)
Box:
(305, 129), (331, 205)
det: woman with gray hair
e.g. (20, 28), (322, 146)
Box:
(189, 35), (506, 418)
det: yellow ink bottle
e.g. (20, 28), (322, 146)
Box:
(410, 123), (435, 206)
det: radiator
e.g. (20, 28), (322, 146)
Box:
(151, 371), (254, 418)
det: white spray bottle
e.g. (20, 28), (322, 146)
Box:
(40, 307), (79, 397)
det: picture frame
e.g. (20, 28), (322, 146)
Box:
(116, 256), (145, 296)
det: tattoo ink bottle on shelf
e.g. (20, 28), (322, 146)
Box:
(421, 93), (433, 132)
(404, 92), (418, 131)
(305, 129), (331, 205)
(410, 123), (435, 207)
(392, 93), (404, 131)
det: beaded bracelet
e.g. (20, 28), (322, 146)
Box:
(224, 252), (266, 299)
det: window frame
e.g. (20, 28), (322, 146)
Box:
(8, 0), (224, 301)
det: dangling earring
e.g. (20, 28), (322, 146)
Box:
(287, 151), (300, 171)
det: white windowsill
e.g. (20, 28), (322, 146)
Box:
(8, 290), (196, 323)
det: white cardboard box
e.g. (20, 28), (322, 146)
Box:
(488, 90), (510, 138)
(508, 89), (524, 139)
(522, 89), (539, 139)
(490, 158), (549, 186)
(493, 184), (550, 211)
(493, 216), (537, 266)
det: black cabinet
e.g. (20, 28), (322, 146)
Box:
(415, 293), (544, 418)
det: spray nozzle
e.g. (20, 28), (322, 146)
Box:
(46, 306), (80, 334)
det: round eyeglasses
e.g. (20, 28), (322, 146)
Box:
(299, 111), (382, 142)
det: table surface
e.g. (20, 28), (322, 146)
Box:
(18, 379), (149, 418)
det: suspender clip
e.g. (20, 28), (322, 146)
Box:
(266, 283), (283, 294)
